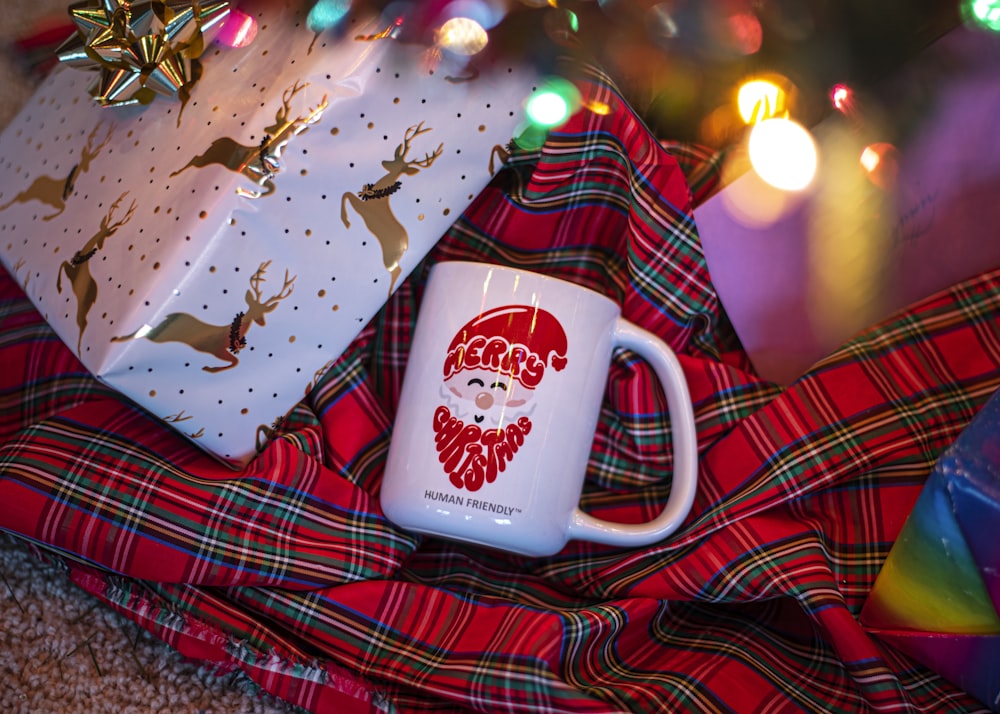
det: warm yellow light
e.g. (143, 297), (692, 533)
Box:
(584, 100), (610, 116)
(748, 118), (818, 191)
(436, 17), (489, 55)
(737, 79), (784, 124)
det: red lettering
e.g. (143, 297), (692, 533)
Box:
(433, 406), (481, 474)
(444, 335), (551, 388)
(479, 337), (505, 371)
(464, 335), (486, 368)
(442, 346), (464, 378)
(518, 354), (544, 389)
(480, 429), (506, 484)
(432, 406), (533, 492)
(457, 449), (488, 491)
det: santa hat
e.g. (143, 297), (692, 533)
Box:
(443, 305), (568, 389)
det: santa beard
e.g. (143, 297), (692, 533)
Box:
(432, 404), (532, 492)
(437, 383), (538, 428)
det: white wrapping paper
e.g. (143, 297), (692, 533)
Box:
(0, 1), (537, 466)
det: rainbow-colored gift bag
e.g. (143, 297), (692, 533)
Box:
(861, 389), (1000, 710)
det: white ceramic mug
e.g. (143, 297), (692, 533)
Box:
(380, 261), (698, 557)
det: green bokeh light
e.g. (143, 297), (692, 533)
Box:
(525, 77), (581, 129)
(567, 10), (580, 33)
(968, 0), (1000, 30)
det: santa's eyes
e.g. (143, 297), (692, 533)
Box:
(466, 378), (507, 391)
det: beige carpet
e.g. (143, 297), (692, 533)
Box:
(0, 2), (297, 712)
(0, 537), (297, 713)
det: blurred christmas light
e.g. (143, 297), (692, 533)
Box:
(442, 0), (508, 30)
(307, 0), (353, 34)
(726, 11), (763, 55)
(968, 0), (1000, 31)
(748, 117), (817, 191)
(831, 84), (852, 111)
(215, 8), (258, 48)
(719, 163), (797, 228)
(543, 7), (580, 45)
(859, 145), (880, 173)
(378, 1), (416, 31)
(737, 79), (785, 124)
(584, 100), (611, 116)
(860, 142), (898, 189)
(527, 92), (570, 126)
(436, 16), (489, 55)
(510, 119), (548, 152)
(648, 4), (680, 39)
(700, 104), (742, 147)
(525, 77), (581, 128)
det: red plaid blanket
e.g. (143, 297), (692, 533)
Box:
(2, 64), (998, 713)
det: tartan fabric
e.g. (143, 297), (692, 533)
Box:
(2, 62), (999, 712)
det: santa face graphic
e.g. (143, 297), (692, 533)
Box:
(443, 367), (537, 427)
(433, 305), (568, 492)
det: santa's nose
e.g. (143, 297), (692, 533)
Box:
(474, 392), (494, 410)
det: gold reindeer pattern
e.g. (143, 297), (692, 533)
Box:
(255, 415), (286, 452)
(341, 121), (444, 296)
(488, 141), (514, 176)
(56, 192), (137, 355)
(163, 411), (205, 439)
(11, 258), (29, 293)
(111, 261), (296, 372)
(0, 123), (113, 220)
(170, 81), (328, 198)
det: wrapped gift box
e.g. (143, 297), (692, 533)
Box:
(0, 0), (536, 466)
(861, 389), (1000, 711)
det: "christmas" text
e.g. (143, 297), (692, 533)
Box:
(432, 405), (531, 491)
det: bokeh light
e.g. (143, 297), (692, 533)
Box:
(543, 7), (581, 46)
(436, 17), (489, 55)
(859, 142), (899, 189)
(525, 77), (582, 128)
(725, 11), (763, 55)
(831, 84), (852, 111)
(307, 0), (353, 33)
(510, 120), (548, 152)
(748, 117), (818, 191)
(718, 151), (801, 228)
(737, 78), (785, 124)
(215, 8), (258, 48)
(648, 4), (681, 39)
(967, 0), (1000, 31)
(442, 0), (508, 30)
(859, 146), (880, 173)
(527, 92), (570, 126)
(584, 100), (611, 116)
(699, 103), (743, 147)
(805, 124), (892, 350)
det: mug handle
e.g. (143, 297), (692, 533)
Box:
(566, 318), (699, 549)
